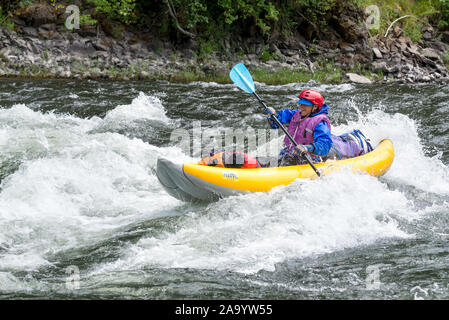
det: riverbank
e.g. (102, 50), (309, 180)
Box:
(1, 1), (449, 84)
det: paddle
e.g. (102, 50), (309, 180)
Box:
(229, 63), (321, 177)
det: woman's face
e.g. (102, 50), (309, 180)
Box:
(299, 104), (316, 117)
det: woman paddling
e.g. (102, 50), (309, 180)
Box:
(266, 89), (373, 167)
(198, 89), (373, 169)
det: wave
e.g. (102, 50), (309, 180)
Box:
(1, 85), (448, 293)
(0, 94), (187, 271)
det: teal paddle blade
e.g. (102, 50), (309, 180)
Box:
(229, 63), (255, 94)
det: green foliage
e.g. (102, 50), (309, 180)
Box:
(89, 0), (137, 24)
(309, 42), (318, 54)
(251, 67), (331, 84)
(0, 0), (348, 43)
(260, 48), (272, 62)
(292, 0), (336, 27)
(42, 49), (48, 61)
(177, 0), (209, 29)
(18, 0), (33, 8)
(164, 0), (280, 35)
(437, 0), (449, 29)
(0, 6), (14, 30)
(357, 0), (440, 38)
(402, 19), (422, 42)
(276, 2), (297, 39)
(197, 38), (219, 60)
(80, 14), (98, 26)
(216, 0), (279, 33)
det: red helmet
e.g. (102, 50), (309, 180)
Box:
(297, 89), (324, 109)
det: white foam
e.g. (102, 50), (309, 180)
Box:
(334, 103), (449, 195)
(88, 102), (449, 275)
(0, 103), (185, 271)
(1, 88), (448, 286)
(0, 104), (99, 131)
(101, 92), (169, 127)
(90, 170), (411, 275)
(0, 272), (29, 292)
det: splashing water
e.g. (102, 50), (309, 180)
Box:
(0, 79), (448, 299)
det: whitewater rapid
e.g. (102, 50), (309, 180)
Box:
(1, 83), (448, 298)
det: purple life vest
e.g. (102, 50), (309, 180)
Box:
(284, 111), (331, 153)
(283, 110), (365, 159)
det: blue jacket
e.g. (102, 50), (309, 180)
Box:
(268, 104), (333, 157)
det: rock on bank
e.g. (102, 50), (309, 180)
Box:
(0, 3), (448, 84)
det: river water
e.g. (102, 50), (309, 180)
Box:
(0, 78), (448, 299)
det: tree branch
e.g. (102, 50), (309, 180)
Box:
(384, 15), (415, 38)
(166, 0), (196, 38)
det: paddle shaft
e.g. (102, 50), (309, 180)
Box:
(252, 92), (321, 177)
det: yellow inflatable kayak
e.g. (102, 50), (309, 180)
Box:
(157, 139), (394, 202)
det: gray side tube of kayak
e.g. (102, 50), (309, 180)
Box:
(156, 157), (219, 202)
(156, 157), (249, 203)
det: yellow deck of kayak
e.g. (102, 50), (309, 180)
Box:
(183, 139), (394, 193)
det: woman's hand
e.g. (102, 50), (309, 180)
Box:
(267, 107), (277, 127)
(295, 145), (307, 154)
(266, 107), (276, 115)
(295, 144), (313, 155)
